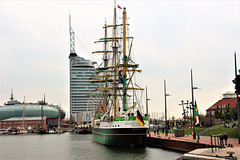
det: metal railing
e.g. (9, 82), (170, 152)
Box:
(210, 135), (224, 153)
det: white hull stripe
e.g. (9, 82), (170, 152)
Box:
(92, 130), (146, 136)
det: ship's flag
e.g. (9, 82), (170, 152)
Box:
(136, 110), (145, 127)
(118, 5), (122, 9)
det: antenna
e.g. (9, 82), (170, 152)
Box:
(10, 88), (14, 101)
(44, 93), (46, 104)
(69, 15), (76, 54)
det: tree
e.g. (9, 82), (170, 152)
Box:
(215, 106), (220, 119)
(225, 104), (231, 120)
(219, 107), (223, 120)
(230, 106), (238, 120)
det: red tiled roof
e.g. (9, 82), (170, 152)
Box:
(206, 98), (237, 111)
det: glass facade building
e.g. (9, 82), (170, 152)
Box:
(69, 53), (97, 122)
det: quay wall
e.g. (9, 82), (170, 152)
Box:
(146, 137), (211, 152)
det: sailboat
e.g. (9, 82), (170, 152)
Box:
(88, 1), (149, 147)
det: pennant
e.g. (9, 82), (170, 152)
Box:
(194, 101), (200, 125)
(136, 110), (145, 127)
(118, 5), (122, 9)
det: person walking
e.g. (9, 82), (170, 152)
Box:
(157, 128), (159, 136)
(220, 133), (224, 148)
(224, 133), (228, 146)
(165, 127), (168, 136)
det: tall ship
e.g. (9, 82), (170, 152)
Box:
(88, 1), (149, 147)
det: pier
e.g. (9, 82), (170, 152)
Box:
(146, 132), (240, 159)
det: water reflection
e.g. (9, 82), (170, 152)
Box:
(0, 132), (182, 160)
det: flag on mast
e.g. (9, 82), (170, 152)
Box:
(194, 101), (200, 125)
(136, 110), (145, 127)
(118, 5), (122, 9)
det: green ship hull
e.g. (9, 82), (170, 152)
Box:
(92, 127), (147, 147)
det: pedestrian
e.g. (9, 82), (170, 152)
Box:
(162, 127), (165, 134)
(220, 133), (224, 147)
(154, 129), (156, 135)
(232, 122), (236, 128)
(165, 127), (168, 136)
(157, 128), (159, 136)
(224, 133), (228, 146)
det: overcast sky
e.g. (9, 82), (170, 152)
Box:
(0, 0), (239, 119)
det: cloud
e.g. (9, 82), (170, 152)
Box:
(0, 0), (239, 119)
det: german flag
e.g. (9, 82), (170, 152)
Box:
(136, 110), (145, 127)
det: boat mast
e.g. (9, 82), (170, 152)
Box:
(23, 96), (25, 130)
(122, 8), (127, 111)
(113, 0), (117, 117)
(58, 104), (61, 131)
(41, 99), (44, 128)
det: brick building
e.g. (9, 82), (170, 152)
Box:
(206, 91), (237, 116)
(0, 117), (46, 129)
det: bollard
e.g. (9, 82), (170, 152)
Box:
(210, 135), (213, 153)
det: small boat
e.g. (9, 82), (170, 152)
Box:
(56, 130), (63, 133)
(37, 127), (48, 134)
(0, 129), (9, 134)
(67, 128), (74, 132)
(49, 130), (56, 134)
(19, 129), (27, 134)
(76, 124), (92, 134)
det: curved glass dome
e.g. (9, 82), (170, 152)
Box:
(0, 104), (65, 121)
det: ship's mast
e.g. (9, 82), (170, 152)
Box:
(113, 0), (117, 117)
(104, 19), (108, 113)
(41, 98), (44, 128)
(122, 8), (127, 110)
(89, 1), (145, 117)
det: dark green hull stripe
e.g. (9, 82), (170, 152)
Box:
(92, 127), (147, 147)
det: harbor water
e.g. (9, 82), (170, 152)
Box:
(0, 132), (183, 160)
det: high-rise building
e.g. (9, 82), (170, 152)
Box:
(69, 54), (97, 122)
(68, 15), (97, 122)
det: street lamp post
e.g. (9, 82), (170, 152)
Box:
(179, 100), (189, 128)
(210, 112), (212, 127)
(185, 101), (191, 127)
(146, 86), (150, 115)
(233, 52), (240, 144)
(164, 79), (171, 135)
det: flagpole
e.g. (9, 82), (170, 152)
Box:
(191, 69), (200, 139)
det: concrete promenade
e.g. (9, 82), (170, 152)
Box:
(148, 132), (240, 159)
(148, 132), (240, 148)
